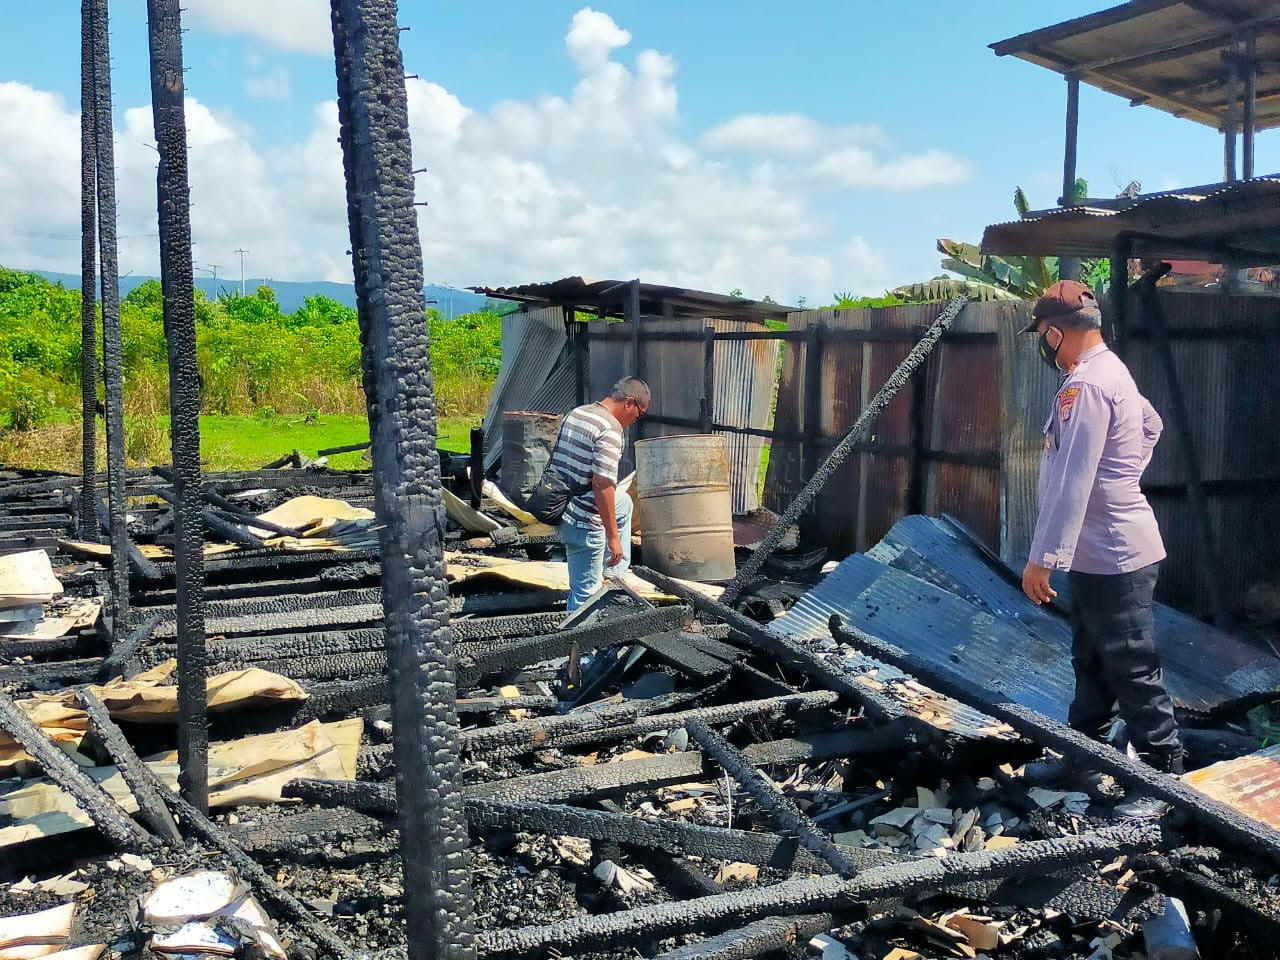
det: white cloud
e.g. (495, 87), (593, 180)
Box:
(184, 0), (331, 55)
(703, 113), (884, 156)
(245, 67), (292, 101)
(0, 8), (972, 303)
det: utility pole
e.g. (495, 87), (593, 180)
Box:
(234, 247), (249, 296)
(195, 263), (219, 296)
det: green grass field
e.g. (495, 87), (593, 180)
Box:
(0, 413), (479, 474)
(198, 414), (477, 471)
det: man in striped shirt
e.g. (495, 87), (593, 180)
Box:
(552, 376), (650, 610)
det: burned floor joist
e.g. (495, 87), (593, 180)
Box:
(76, 685), (183, 844)
(474, 823), (1158, 959)
(653, 913), (838, 960)
(0, 688), (152, 851)
(687, 717), (861, 877)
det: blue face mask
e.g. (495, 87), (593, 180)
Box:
(1038, 326), (1063, 371)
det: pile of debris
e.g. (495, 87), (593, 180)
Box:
(0, 461), (1279, 959)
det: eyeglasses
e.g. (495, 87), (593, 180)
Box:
(629, 398), (648, 418)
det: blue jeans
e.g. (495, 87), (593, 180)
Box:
(557, 492), (633, 611)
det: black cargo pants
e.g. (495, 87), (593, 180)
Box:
(1067, 561), (1183, 773)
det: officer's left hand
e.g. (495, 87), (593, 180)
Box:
(1021, 562), (1057, 605)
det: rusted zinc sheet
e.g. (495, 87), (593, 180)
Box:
(587, 318), (778, 514)
(763, 301), (1008, 557)
(772, 514), (1280, 722)
(1185, 745), (1280, 833)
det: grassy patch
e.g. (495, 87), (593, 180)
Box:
(0, 413), (479, 474)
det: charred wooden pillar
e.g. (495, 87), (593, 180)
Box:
(79, 0), (98, 538)
(89, 0), (130, 631)
(1059, 72), (1081, 282)
(330, 1), (475, 956)
(145, 0), (210, 812)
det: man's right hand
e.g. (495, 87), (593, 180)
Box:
(606, 533), (624, 569)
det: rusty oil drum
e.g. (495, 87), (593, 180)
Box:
(501, 410), (562, 507)
(634, 434), (737, 582)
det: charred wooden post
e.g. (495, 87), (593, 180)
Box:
(476, 823), (1157, 958)
(88, 0), (130, 631)
(686, 718), (860, 876)
(330, 0), (474, 955)
(145, 0), (210, 814)
(101, 610), (163, 681)
(722, 296), (966, 604)
(78, 0), (98, 538)
(76, 686), (182, 843)
(0, 689), (152, 851)
(827, 615), (1280, 866)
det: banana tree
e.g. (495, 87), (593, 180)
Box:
(893, 184), (1103, 303)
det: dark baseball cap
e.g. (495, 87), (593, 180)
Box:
(1017, 280), (1100, 334)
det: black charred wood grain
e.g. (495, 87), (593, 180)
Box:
(740, 723), (909, 766)
(230, 807), (390, 859)
(292, 676), (389, 723)
(476, 823), (1158, 959)
(456, 604), (690, 686)
(687, 718), (859, 877)
(466, 751), (706, 804)
(152, 603), (385, 639)
(464, 690), (837, 759)
(102, 611), (162, 680)
(638, 629), (738, 679)
(76, 686), (183, 843)
(331, 0), (474, 952)
(634, 566), (912, 727)
(78, 0), (98, 539)
(145, 0), (209, 812)
(0, 657), (102, 690)
(653, 914), (838, 960)
(88, 0), (130, 631)
(0, 688), (152, 851)
(146, 586), (384, 627)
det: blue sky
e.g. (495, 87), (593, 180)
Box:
(2, 1), (1276, 304)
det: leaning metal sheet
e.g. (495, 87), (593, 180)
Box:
(869, 515), (1280, 716)
(483, 307), (568, 470)
(772, 552), (1074, 721)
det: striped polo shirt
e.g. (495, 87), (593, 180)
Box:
(550, 403), (624, 529)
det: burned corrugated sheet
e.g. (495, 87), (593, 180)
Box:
(771, 514), (1280, 721)
(1186, 744), (1280, 833)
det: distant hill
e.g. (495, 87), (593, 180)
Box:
(30, 270), (500, 318)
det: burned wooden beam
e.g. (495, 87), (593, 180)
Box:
(721, 295), (966, 605)
(330, 0), (474, 953)
(476, 823), (1158, 959)
(462, 689), (836, 758)
(456, 604), (691, 685)
(101, 610), (162, 680)
(87, 0), (131, 632)
(687, 718), (860, 877)
(633, 566), (911, 726)
(638, 629), (738, 680)
(76, 686), (183, 844)
(78, 0), (98, 540)
(231, 807), (390, 860)
(654, 914), (837, 960)
(828, 615), (1280, 867)
(0, 688), (152, 851)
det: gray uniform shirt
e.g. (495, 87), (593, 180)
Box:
(1029, 343), (1166, 575)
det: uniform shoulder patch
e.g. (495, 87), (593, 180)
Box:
(1058, 386), (1081, 422)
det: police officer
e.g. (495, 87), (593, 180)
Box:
(1020, 280), (1182, 819)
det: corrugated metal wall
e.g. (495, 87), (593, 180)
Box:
(999, 288), (1280, 619)
(585, 318), (779, 512)
(762, 301), (1007, 555)
(482, 306), (573, 471)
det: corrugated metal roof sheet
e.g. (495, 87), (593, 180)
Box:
(981, 177), (1280, 259)
(471, 277), (796, 323)
(1185, 744), (1280, 832)
(483, 307), (570, 471)
(767, 514), (1280, 732)
(991, 1), (1280, 132)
